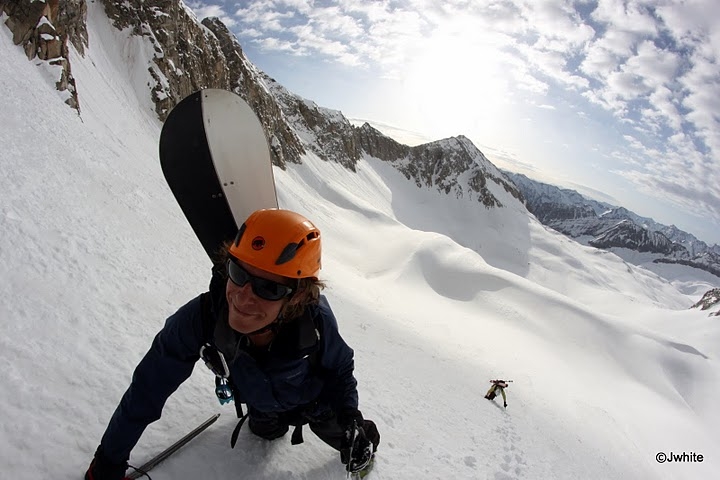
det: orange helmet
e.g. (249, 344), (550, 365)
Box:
(228, 209), (322, 278)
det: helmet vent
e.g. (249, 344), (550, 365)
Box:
(233, 224), (247, 247)
(276, 242), (300, 265)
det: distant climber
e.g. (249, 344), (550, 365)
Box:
(485, 379), (512, 408)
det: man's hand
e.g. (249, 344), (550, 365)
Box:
(341, 420), (374, 473)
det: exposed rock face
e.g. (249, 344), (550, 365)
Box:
(588, 220), (685, 255)
(531, 203), (598, 232)
(201, 18), (305, 168)
(96, 0), (304, 168)
(654, 254), (720, 279)
(355, 124), (522, 206)
(263, 75), (357, 169)
(1, 0), (87, 110)
(355, 123), (411, 161)
(265, 80), (521, 204)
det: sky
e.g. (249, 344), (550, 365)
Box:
(2, 3), (720, 479)
(185, 0), (720, 246)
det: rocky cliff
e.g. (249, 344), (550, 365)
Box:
(691, 288), (720, 316)
(95, 0), (306, 169)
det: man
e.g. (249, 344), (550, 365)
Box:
(85, 209), (380, 479)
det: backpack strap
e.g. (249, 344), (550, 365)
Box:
(291, 310), (325, 445)
(305, 309), (324, 372)
(230, 413), (249, 448)
(199, 292), (248, 447)
(199, 292), (215, 344)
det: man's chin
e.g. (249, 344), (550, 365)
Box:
(229, 315), (266, 334)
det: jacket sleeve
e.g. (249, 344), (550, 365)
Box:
(97, 295), (205, 464)
(316, 296), (359, 412)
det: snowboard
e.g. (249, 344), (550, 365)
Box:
(159, 89), (278, 259)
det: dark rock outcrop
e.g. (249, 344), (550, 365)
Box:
(691, 288), (720, 316)
(95, 0), (304, 168)
(1, 0), (87, 110)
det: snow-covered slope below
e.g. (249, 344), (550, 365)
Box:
(1, 5), (719, 480)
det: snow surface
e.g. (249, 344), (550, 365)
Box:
(1, 4), (719, 480)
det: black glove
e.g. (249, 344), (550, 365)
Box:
(338, 409), (379, 473)
(337, 407), (364, 432)
(84, 448), (128, 480)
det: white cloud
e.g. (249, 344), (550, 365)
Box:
(233, 3), (294, 32)
(581, 28), (640, 81)
(186, 1), (237, 27)
(625, 40), (681, 88)
(255, 36), (306, 55)
(608, 70), (650, 98)
(645, 86), (682, 130)
(519, 0), (596, 47)
(591, 0), (658, 36)
(307, 6), (364, 38)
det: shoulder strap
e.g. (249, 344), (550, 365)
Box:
(199, 292), (247, 434)
(307, 310), (323, 370)
(199, 292), (215, 343)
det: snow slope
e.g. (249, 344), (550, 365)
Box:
(1, 5), (718, 480)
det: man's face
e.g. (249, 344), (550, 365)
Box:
(225, 260), (290, 334)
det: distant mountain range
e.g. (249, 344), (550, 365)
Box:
(505, 172), (720, 279)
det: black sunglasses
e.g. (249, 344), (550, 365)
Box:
(226, 258), (294, 301)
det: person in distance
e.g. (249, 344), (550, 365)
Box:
(485, 379), (510, 408)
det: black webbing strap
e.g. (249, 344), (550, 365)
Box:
(230, 412), (249, 448)
(200, 293), (249, 447)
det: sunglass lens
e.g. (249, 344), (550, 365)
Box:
(227, 259), (293, 301)
(227, 259), (249, 287)
(253, 279), (292, 301)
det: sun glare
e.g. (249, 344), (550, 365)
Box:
(401, 28), (517, 141)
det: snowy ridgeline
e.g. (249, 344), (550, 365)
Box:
(1, 4), (719, 480)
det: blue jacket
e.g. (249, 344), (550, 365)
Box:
(98, 274), (358, 464)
